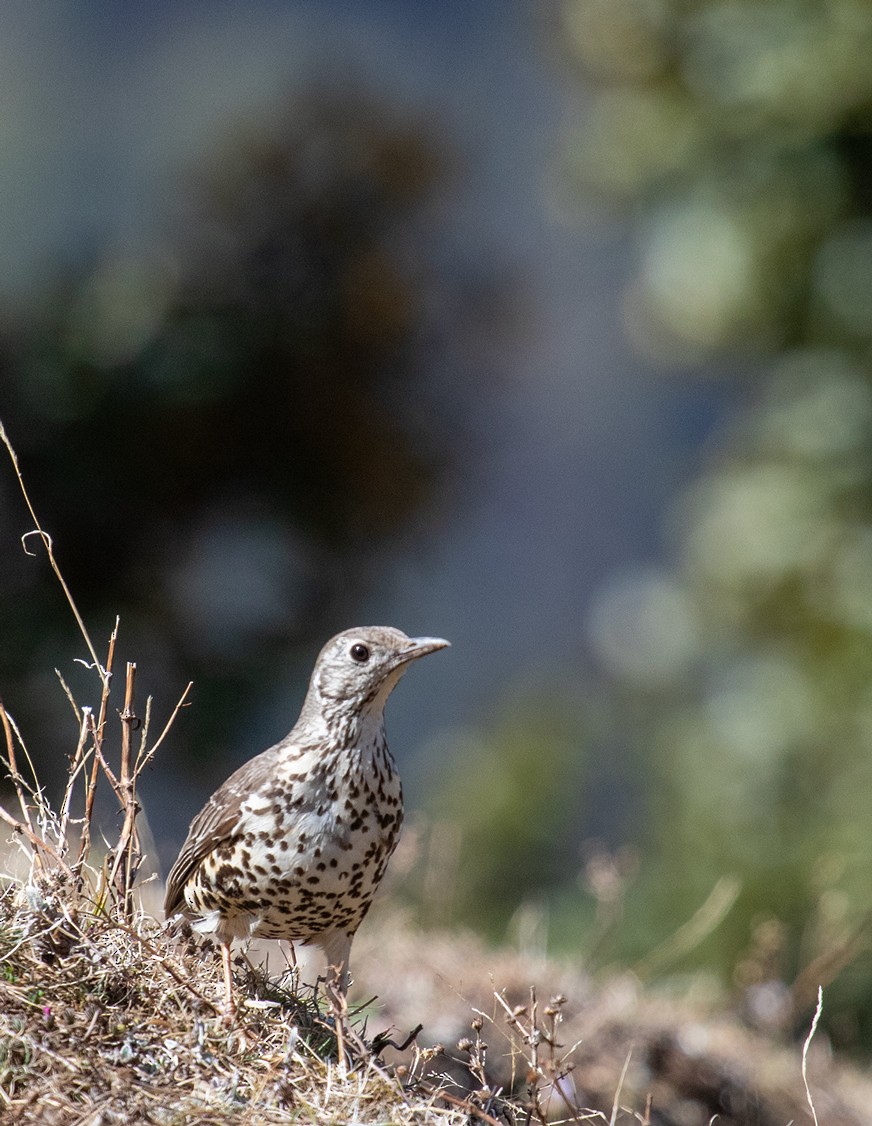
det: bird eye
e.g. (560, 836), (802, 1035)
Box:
(350, 643), (370, 663)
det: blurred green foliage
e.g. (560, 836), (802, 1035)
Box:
(556, 0), (872, 1047)
(424, 0), (872, 1052)
(422, 696), (588, 935)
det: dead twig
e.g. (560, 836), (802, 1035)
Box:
(0, 703), (42, 872)
(0, 802), (73, 877)
(0, 420), (107, 689)
(57, 709), (92, 852)
(105, 662), (142, 918)
(137, 680), (193, 772)
(801, 986), (823, 1126)
(75, 621), (119, 876)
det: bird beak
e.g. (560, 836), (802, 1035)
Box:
(401, 636), (450, 663)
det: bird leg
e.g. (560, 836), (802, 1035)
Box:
(220, 940), (236, 1024)
(319, 928), (352, 994)
(328, 980), (349, 1073)
(317, 930), (352, 1071)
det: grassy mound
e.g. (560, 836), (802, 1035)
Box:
(0, 871), (467, 1124)
(1, 428), (871, 1124)
(3, 868), (872, 1124)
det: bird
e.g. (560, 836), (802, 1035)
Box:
(164, 625), (449, 1018)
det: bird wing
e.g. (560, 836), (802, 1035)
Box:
(163, 745), (284, 916)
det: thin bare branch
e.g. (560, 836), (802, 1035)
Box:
(0, 419), (107, 689)
(609, 1049), (632, 1126)
(55, 669), (83, 725)
(89, 711), (121, 796)
(106, 662), (141, 918)
(0, 801), (73, 877)
(58, 709), (92, 850)
(136, 681), (193, 777)
(0, 703), (42, 872)
(76, 622), (120, 875)
(802, 986), (823, 1126)
(135, 694), (154, 770)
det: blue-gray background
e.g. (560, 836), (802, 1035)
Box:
(0, 2), (725, 811)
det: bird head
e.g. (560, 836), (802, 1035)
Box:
(306, 626), (449, 718)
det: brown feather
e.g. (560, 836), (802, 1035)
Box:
(163, 744), (285, 915)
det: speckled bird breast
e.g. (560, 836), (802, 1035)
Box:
(184, 732), (404, 943)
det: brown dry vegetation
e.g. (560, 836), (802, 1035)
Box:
(0, 658), (870, 1126)
(2, 428), (872, 1124)
(3, 865), (872, 1126)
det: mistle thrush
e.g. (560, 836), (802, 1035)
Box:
(164, 626), (448, 1015)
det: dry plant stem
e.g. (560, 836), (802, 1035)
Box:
(0, 419), (107, 689)
(609, 1049), (632, 1126)
(0, 801), (72, 876)
(802, 986), (823, 1126)
(529, 988), (539, 1073)
(108, 678), (191, 913)
(494, 989), (583, 1126)
(0, 703), (41, 870)
(76, 622), (119, 875)
(413, 1082), (507, 1126)
(93, 620), (120, 796)
(57, 710), (92, 851)
(494, 992), (539, 1119)
(121, 662), (135, 787)
(55, 670), (83, 726)
(632, 875), (741, 980)
(90, 916), (222, 1015)
(136, 680), (193, 772)
(106, 662), (140, 918)
(135, 695), (154, 771)
(1, 709), (42, 807)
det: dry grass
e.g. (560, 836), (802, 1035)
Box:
(0, 421), (582, 1124)
(3, 424), (872, 1124)
(0, 875), (476, 1124)
(0, 681), (869, 1126)
(355, 905), (872, 1126)
(0, 634), (515, 1125)
(0, 728), (588, 1125)
(4, 859), (872, 1126)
